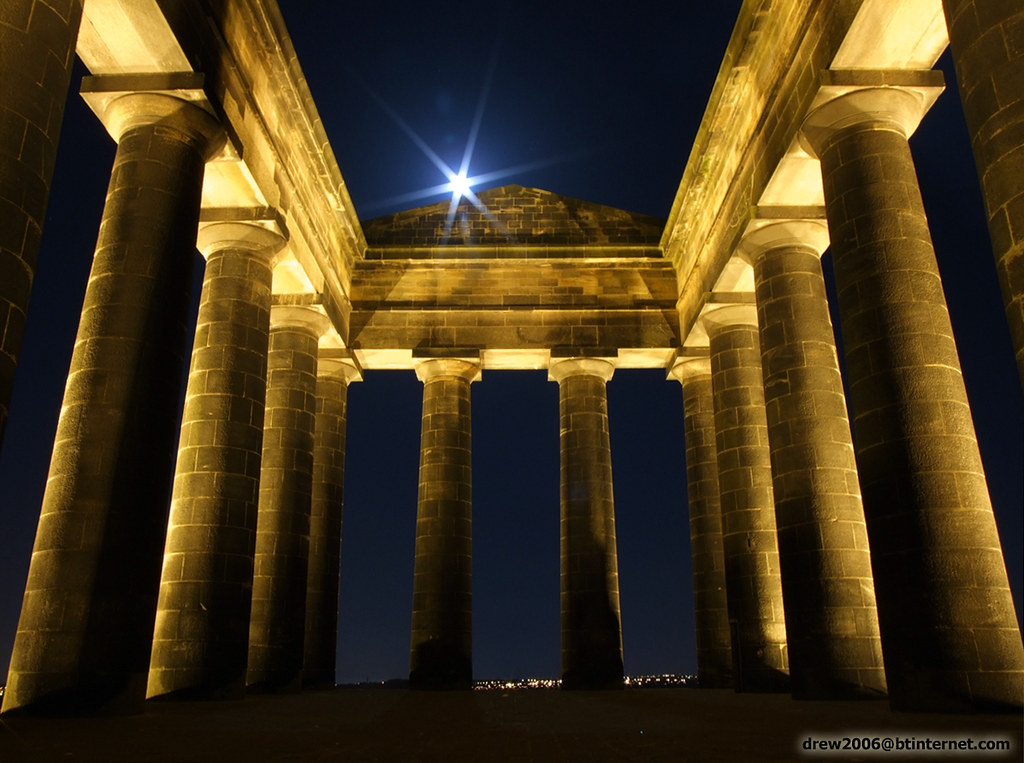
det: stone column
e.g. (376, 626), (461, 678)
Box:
(704, 306), (789, 693)
(1, 94), (223, 715)
(247, 306), (328, 692)
(941, 0), (1024, 389)
(147, 220), (285, 700)
(303, 356), (361, 690)
(0, 0), (84, 451)
(803, 88), (1024, 711)
(669, 355), (732, 689)
(409, 357), (479, 689)
(549, 357), (624, 690)
(742, 221), (886, 700)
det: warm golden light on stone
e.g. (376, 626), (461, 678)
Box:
(1, 0), (1021, 718)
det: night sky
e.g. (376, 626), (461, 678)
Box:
(1, 2), (1020, 686)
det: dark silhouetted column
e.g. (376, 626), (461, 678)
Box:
(0, 0), (83, 452)
(409, 357), (479, 689)
(247, 306), (328, 692)
(942, 0), (1024, 390)
(303, 355), (361, 689)
(704, 305), (789, 693)
(804, 88), (1024, 711)
(669, 354), (733, 689)
(550, 357), (624, 690)
(2, 93), (223, 715)
(742, 221), (886, 700)
(148, 220), (285, 700)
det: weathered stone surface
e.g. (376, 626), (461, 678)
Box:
(806, 95), (1024, 712)
(745, 224), (886, 700)
(349, 305), (679, 360)
(409, 358), (478, 689)
(550, 358), (624, 690)
(148, 222), (282, 701)
(2, 94), (220, 715)
(247, 307), (325, 693)
(670, 356), (733, 689)
(0, 0), (83, 452)
(3, 0), (1022, 719)
(350, 202), (679, 362)
(704, 308), (789, 694)
(943, 0), (1024, 390)
(304, 358), (359, 689)
(363, 185), (664, 250)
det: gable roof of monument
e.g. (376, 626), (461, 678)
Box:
(361, 185), (665, 252)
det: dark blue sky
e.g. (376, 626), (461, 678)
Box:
(0, 2), (1020, 685)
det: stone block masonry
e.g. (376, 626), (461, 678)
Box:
(744, 222), (886, 700)
(362, 185), (665, 249)
(942, 0), (1024, 391)
(2, 0), (1022, 719)
(247, 307), (328, 693)
(303, 358), (360, 689)
(409, 358), (478, 690)
(148, 221), (284, 701)
(670, 356), (733, 689)
(2, 94), (222, 715)
(804, 88), (1024, 712)
(551, 358), (624, 690)
(0, 0), (83, 450)
(705, 308), (789, 694)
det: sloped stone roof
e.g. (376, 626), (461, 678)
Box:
(361, 185), (665, 249)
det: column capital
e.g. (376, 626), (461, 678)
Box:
(700, 304), (759, 332)
(269, 305), (332, 337)
(100, 92), (224, 159)
(548, 357), (615, 384)
(196, 219), (288, 263)
(800, 87), (929, 158)
(414, 357), (481, 383)
(737, 220), (830, 262)
(317, 358), (362, 384)
(668, 354), (712, 382)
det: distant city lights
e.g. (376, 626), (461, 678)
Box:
(337, 673), (699, 690)
(473, 674), (698, 690)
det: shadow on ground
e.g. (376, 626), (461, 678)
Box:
(0, 688), (1020, 761)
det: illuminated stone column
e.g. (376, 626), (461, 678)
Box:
(147, 220), (285, 701)
(0, 0), (83, 450)
(704, 306), (789, 693)
(942, 0), (1024, 389)
(742, 222), (886, 700)
(669, 354), (732, 689)
(2, 93), (223, 715)
(247, 306), (329, 693)
(803, 88), (1024, 711)
(303, 356), (361, 690)
(550, 357), (624, 690)
(409, 357), (479, 690)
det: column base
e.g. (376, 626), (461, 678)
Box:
(887, 671), (1024, 714)
(147, 680), (246, 702)
(1, 673), (147, 717)
(696, 672), (734, 690)
(409, 640), (472, 690)
(245, 676), (303, 695)
(561, 660), (624, 691)
(791, 678), (887, 702)
(733, 672), (791, 694)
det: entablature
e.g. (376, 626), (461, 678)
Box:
(664, 0), (950, 350)
(76, 0), (365, 349)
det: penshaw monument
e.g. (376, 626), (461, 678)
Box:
(0, 0), (1022, 716)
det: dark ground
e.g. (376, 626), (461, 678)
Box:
(0, 688), (1019, 762)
